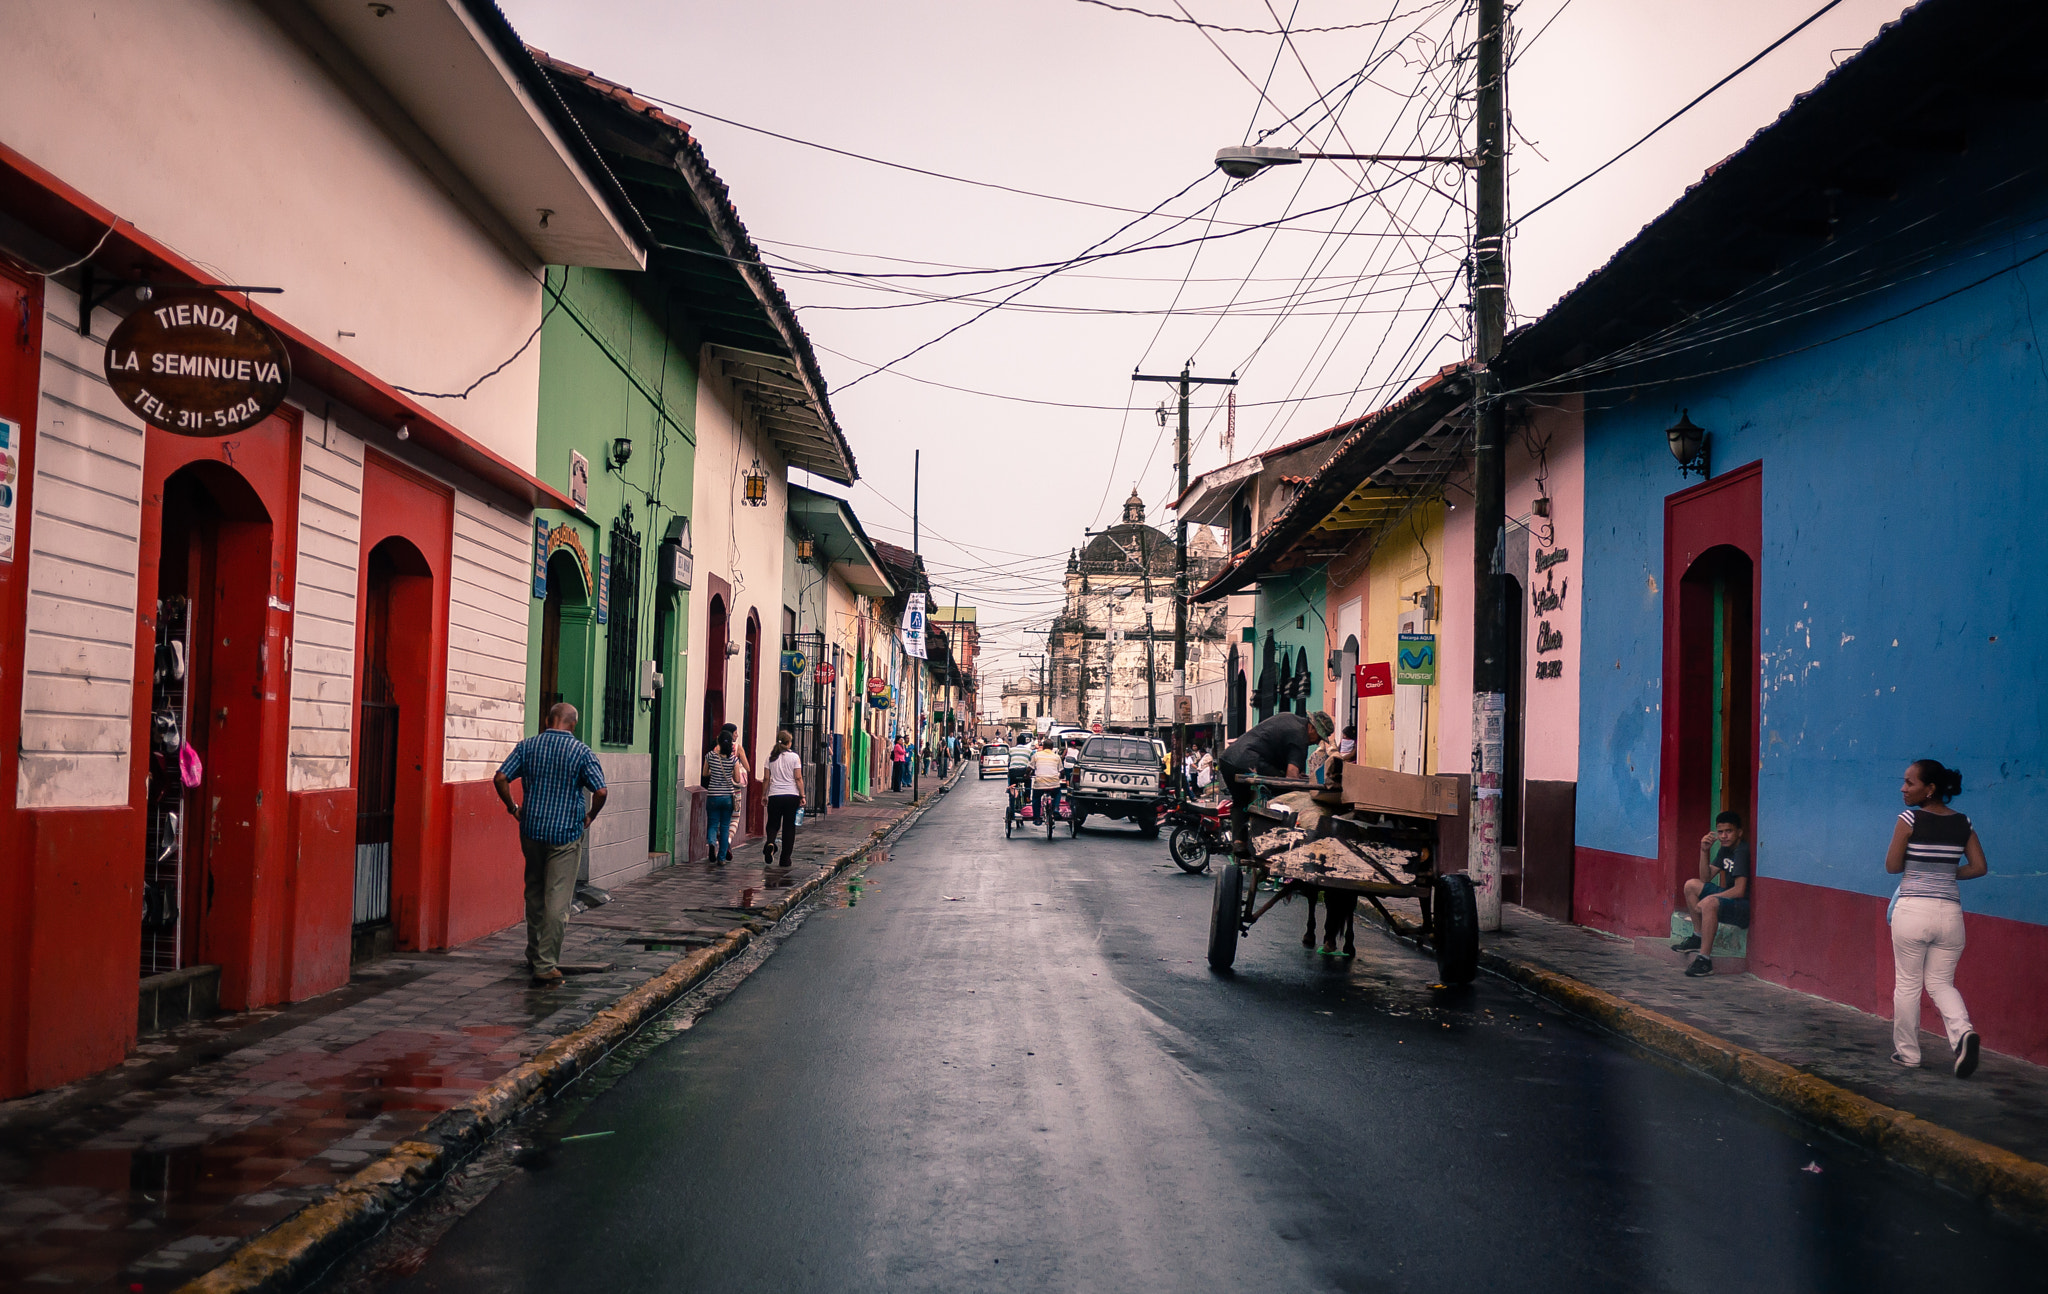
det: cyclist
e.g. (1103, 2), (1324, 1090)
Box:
(1029, 738), (1066, 828)
(1006, 741), (1033, 817)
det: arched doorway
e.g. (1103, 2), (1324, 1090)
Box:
(702, 594), (728, 757)
(539, 550), (592, 738)
(352, 537), (434, 962)
(1672, 544), (1756, 898)
(145, 463), (271, 976)
(743, 610), (763, 836)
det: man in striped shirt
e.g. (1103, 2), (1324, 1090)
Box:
(494, 702), (608, 986)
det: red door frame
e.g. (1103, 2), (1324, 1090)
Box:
(135, 412), (302, 1010)
(743, 609), (764, 836)
(354, 451), (453, 950)
(0, 264), (50, 1095)
(1658, 460), (1762, 909)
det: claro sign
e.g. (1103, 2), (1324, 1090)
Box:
(104, 294), (291, 435)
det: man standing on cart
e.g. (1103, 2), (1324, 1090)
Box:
(1217, 709), (1335, 861)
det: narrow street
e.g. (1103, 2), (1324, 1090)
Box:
(358, 778), (2040, 1294)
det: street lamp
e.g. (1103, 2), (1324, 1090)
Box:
(1213, 144), (1477, 179)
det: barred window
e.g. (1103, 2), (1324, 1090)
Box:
(601, 513), (642, 745)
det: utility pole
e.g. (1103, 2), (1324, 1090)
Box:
(1468, 0), (1510, 932)
(912, 450), (921, 803)
(1134, 364), (1237, 805)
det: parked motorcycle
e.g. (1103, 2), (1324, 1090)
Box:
(1162, 797), (1231, 873)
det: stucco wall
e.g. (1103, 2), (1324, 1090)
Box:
(681, 358), (788, 783)
(1575, 216), (2048, 927)
(0, 0), (546, 467)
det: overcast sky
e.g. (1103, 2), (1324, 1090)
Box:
(499, 0), (1908, 697)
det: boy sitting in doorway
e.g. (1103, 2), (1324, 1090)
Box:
(1675, 810), (1750, 977)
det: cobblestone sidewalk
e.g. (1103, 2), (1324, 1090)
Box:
(0, 782), (940, 1291)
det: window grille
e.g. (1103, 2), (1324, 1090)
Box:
(602, 513), (642, 745)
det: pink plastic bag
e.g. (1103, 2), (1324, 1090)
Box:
(179, 743), (203, 789)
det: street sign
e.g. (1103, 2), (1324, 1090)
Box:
(818, 661), (836, 685)
(780, 650), (808, 676)
(1357, 661), (1393, 697)
(104, 293), (290, 435)
(866, 677), (888, 696)
(1396, 634), (1436, 686)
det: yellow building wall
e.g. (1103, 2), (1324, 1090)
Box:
(1360, 501), (1446, 773)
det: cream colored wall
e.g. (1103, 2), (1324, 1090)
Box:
(680, 357), (789, 783)
(1, 0), (545, 468)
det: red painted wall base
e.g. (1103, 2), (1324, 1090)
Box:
(1749, 876), (2048, 1067)
(444, 780), (524, 948)
(21, 807), (140, 1094)
(1569, 853), (2048, 1066)
(1571, 846), (1670, 937)
(285, 789), (356, 1002)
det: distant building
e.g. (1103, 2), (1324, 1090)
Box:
(1047, 491), (1228, 735)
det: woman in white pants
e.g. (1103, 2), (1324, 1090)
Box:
(1885, 759), (1989, 1076)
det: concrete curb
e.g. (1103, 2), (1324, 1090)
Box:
(176, 773), (960, 1294)
(1373, 910), (2048, 1231)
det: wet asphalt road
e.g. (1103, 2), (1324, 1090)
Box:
(380, 776), (2045, 1294)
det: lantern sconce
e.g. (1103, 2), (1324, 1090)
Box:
(795, 536), (815, 562)
(609, 436), (632, 469)
(1666, 409), (1711, 479)
(742, 459), (769, 507)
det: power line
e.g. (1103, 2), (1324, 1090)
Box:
(1511, 0), (1851, 229)
(1072, 0), (1455, 36)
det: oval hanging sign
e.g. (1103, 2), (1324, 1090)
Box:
(104, 294), (291, 435)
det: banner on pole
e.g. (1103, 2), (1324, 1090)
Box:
(902, 592), (927, 659)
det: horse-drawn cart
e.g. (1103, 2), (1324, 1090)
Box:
(1206, 773), (1479, 984)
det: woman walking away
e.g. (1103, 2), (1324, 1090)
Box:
(702, 729), (741, 864)
(1887, 758), (1989, 1076)
(763, 729), (805, 867)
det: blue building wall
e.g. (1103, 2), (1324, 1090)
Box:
(1254, 568), (1327, 716)
(1577, 207), (2048, 926)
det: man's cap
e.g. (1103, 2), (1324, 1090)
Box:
(1308, 711), (1335, 738)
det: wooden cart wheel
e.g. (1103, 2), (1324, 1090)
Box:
(1433, 872), (1480, 985)
(1207, 863), (1243, 970)
(1170, 825), (1210, 873)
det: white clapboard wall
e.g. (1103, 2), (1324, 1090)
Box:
(17, 284), (144, 809)
(445, 493), (530, 782)
(287, 412), (364, 792)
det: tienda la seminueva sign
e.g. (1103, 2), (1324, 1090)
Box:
(104, 293), (291, 435)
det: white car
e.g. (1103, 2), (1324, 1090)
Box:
(978, 744), (1011, 779)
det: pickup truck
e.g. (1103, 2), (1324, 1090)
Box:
(1068, 735), (1166, 837)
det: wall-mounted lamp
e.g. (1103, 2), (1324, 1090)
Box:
(609, 436), (632, 469)
(395, 424), (410, 442)
(742, 459), (768, 506)
(795, 537), (815, 561)
(1666, 409), (1710, 479)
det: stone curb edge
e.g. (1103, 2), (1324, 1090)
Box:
(1374, 910), (2048, 1231)
(176, 770), (961, 1294)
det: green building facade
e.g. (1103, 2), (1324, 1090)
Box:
(527, 265), (698, 891)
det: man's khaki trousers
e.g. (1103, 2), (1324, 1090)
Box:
(521, 835), (580, 975)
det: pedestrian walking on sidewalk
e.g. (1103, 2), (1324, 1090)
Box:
(702, 728), (741, 864)
(1887, 759), (1988, 1076)
(493, 702), (607, 986)
(762, 729), (805, 866)
(891, 737), (908, 791)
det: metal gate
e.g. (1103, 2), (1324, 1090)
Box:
(782, 630), (827, 806)
(354, 696), (397, 926)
